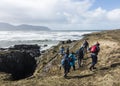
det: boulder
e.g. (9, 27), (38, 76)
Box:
(59, 40), (72, 44)
(12, 44), (40, 50)
(59, 41), (65, 44)
(65, 39), (72, 44)
(0, 51), (37, 80)
(0, 44), (41, 80)
(43, 44), (48, 47)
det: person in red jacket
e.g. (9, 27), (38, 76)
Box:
(89, 42), (100, 71)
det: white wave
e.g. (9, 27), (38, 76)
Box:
(0, 30), (92, 49)
(0, 31), (91, 41)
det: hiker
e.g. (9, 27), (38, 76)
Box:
(82, 40), (89, 53)
(59, 46), (65, 56)
(89, 42), (100, 71)
(66, 46), (69, 55)
(69, 51), (77, 71)
(76, 46), (85, 68)
(61, 52), (70, 77)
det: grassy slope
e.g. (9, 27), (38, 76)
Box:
(0, 29), (120, 86)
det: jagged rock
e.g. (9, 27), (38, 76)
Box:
(0, 48), (7, 51)
(43, 44), (48, 47)
(65, 39), (72, 43)
(9, 44), (41, 57)
(59, 40), (72, 44)
(41, 50), (46, 54)
(59, 41), (65, 44)
(72, 40), (77, 42)
(0, 51), (37, 80)
(0, 44), (41, 80)
(11, 44), (40, 50)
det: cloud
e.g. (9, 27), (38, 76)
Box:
(0, 0), (94, 24)
(0, 0), (59, 23)
(82, 7), (107, 24)
(107, 9), (120, 21)
(0, 0), (120, 30)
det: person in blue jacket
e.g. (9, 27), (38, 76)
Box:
(59, 46), (65, 56)
(69, 51), (77, 71)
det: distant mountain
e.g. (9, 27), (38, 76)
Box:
(0, 22), (16, 30)
(16, 24), (50, 31)
(0, 22), (50, 31)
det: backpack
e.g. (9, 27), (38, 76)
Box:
(69, 57), (73, 62)
(78, 47), (84, 55)
(90, 45), (97, 53)
(61, 54), (69, 66)
(69, 54), (74, 62)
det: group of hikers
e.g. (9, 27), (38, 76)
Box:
(59, 40), (100, 77)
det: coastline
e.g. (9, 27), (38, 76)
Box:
(0, 29), (120, 86)
(34, 29), (120, 85)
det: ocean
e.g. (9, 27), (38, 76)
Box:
(0, 30), (98, 50)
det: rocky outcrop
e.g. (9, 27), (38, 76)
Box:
(0, 51), (36, 80)
(59, 39), (73, 44)
(9, 44), (41, 57)
(0, 44), (41, 80)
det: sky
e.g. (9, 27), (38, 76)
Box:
(0, 0), (120, 30)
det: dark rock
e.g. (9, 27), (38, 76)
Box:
(72, 40), (77, 42)
(0, 44), (41, 80)
(9, 44), (41, 57)
(65, 39), (72, 44)
(43, 44), (48, 47)
(59, 41), (65, 44)
(59, 40), (72, 44)
(0, 51), (37, 80)
(41, 50), (46, 54)
(9, 44), (40, 50)
(0, 48), (7, 51)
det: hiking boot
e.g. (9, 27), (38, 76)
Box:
(79, 65), (82, 68)
(93, 67), (97, 69)
(59, 66), (61, 70)
(73, 68), (76, 71)
(73, 66), (76, 71)
(64, 74), (67, 78)
(89, 67), (92, 71)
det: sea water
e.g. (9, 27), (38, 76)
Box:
(0, 30), (97, 50)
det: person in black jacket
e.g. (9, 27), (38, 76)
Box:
(82, 40), (89, 54)
(61, 52), (70, 77)
(76, 46), (85, 68)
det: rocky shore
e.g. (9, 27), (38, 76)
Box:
(0, 29), (119, 86)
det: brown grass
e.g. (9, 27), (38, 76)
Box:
(0, 29), (120, 86)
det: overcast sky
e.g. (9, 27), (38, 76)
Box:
(0, 0), (120, 30)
